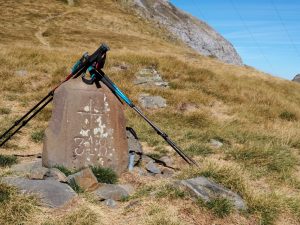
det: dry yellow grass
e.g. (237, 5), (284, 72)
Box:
(0, 0), (300, 224)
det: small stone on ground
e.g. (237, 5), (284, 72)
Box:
(93, 184), (134, 201)
(139, 94), (167, 109)
(46, 168), (67, 183)
(67, 167), (99, 192)
(146, 161), (161, 174)
(29, 166), (49, 180)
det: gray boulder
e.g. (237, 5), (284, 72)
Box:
(138, 94), (167, 109)
(93, 184), (134, 201)
(146, 161), (161, 174)
(29, 166), (49, 180)
(46, 168), (68, 183)
(11, 159), (42, 174)
(178, 176), (247, 210)
(1, 177), (77, 208)
(131, 0), (243, 65)
(292, 74), (300, 83)
(134, 68), (169, 88)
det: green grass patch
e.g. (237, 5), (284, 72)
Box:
(68, 179), (84, 194)
(0, 183), (11, 203)
(31, 130), (44, 143)
(0, 155), (17, 167)
(197, 197), (234, 218)
(53, 165), (74, 176)
(0, 107), (11, 115)
(227, 145), (297, 175)
(185, 143), (213, 157)
(279, 111), (297, 121)
(156, 184), (186, 199)
(90, 166), (118, 184)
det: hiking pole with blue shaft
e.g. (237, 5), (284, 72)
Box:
(82, 66), (199, 167)
(0, 44), (110, 148)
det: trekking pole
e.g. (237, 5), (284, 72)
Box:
(0, 44), (110, 148)
(83, 67), (199, 167)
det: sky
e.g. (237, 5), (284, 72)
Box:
(170, 0), (300, 80)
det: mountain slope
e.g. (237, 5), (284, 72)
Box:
(0, 0), (300, 225)
(130, 0), (243, 65)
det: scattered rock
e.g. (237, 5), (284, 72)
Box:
(161, 168), (174, 178)
(29, 166), (49, 180)
(146, 161), (161, 174)
(138, 94), (167, 109)
(67, 168), (99, 192)
(134, 68), (169, 88)
(131, 167), (147, 176)
(93, 184), (134, 201)
(11, 159), (42, 174)
(126, 127), (143, 154)
(210, 139), (223, 148)
(1, 177), (77, 208)
(178, 103), (198, 112)
(159, 156), (173, 167)
(125, 200), (141, 210)
(111, 63), (129, 72)
(292, 74), (300, 83)
(15, 70), (27, 76)
(178, 177), (247, 210)
(142, 155), (154, 164)
(104, 199), (117, 208)
(67, 0), (74, 6)
(46, 168), (68, 183)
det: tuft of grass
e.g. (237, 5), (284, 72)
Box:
(0, 184), (38, 225)
(156, 184), (186, 199)
(42, 207), (98, 225)
(68, 179), (84, 194)
(0, 155), (17, 167)
(197, 197), (234, 218)
(227, 145), (297, 175)
(31, 130), (44, 143)
(185, 143), (213, 157)
(279, 111), (297, 121)
(53, 165), (74, 176)
(0, 107), (11, 115)
(90, 166), (118, 184)
(0, 183), (11, 203)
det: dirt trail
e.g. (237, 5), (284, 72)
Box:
(34, 10), (77, 48)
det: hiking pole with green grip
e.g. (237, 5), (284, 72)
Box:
(0, 44), (110, 148)
(83, 66), (199, 167)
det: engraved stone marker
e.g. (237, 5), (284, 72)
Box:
(42, 78), (128, 175)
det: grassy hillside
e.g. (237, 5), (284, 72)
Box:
(0, 0), (300, 224)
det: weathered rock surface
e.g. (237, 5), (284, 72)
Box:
(11, 159), (42, 175)
(146, 161), (161, 174)
(46, 168), (68, 183)
(126, 127), (143, 155)
(292, 74), (300, 83)
(134, 68), (169, 88)
(1, 177), (77, 208)
(104, 199), (117, 208)
(43, 78), (128, 175)
(67, 168), (99, 191)
(178, 177), (247, 210)
(93, 184), (134, 201)
(131, 0), (243, 65)
(138, 94), (167, 109)
(210, 139), (223, 149)
(29, 166), (49, 180)
(159, 156), (173, 167)
(15, 70), (27, 76)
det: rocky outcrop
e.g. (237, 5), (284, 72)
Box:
(292, 74), (300, 82)
(131, 0), (243, 65)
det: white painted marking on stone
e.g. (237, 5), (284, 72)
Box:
(80, 129), (89, 137)
(84, 105), (90, 112)
(85, 118), (89, 124)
